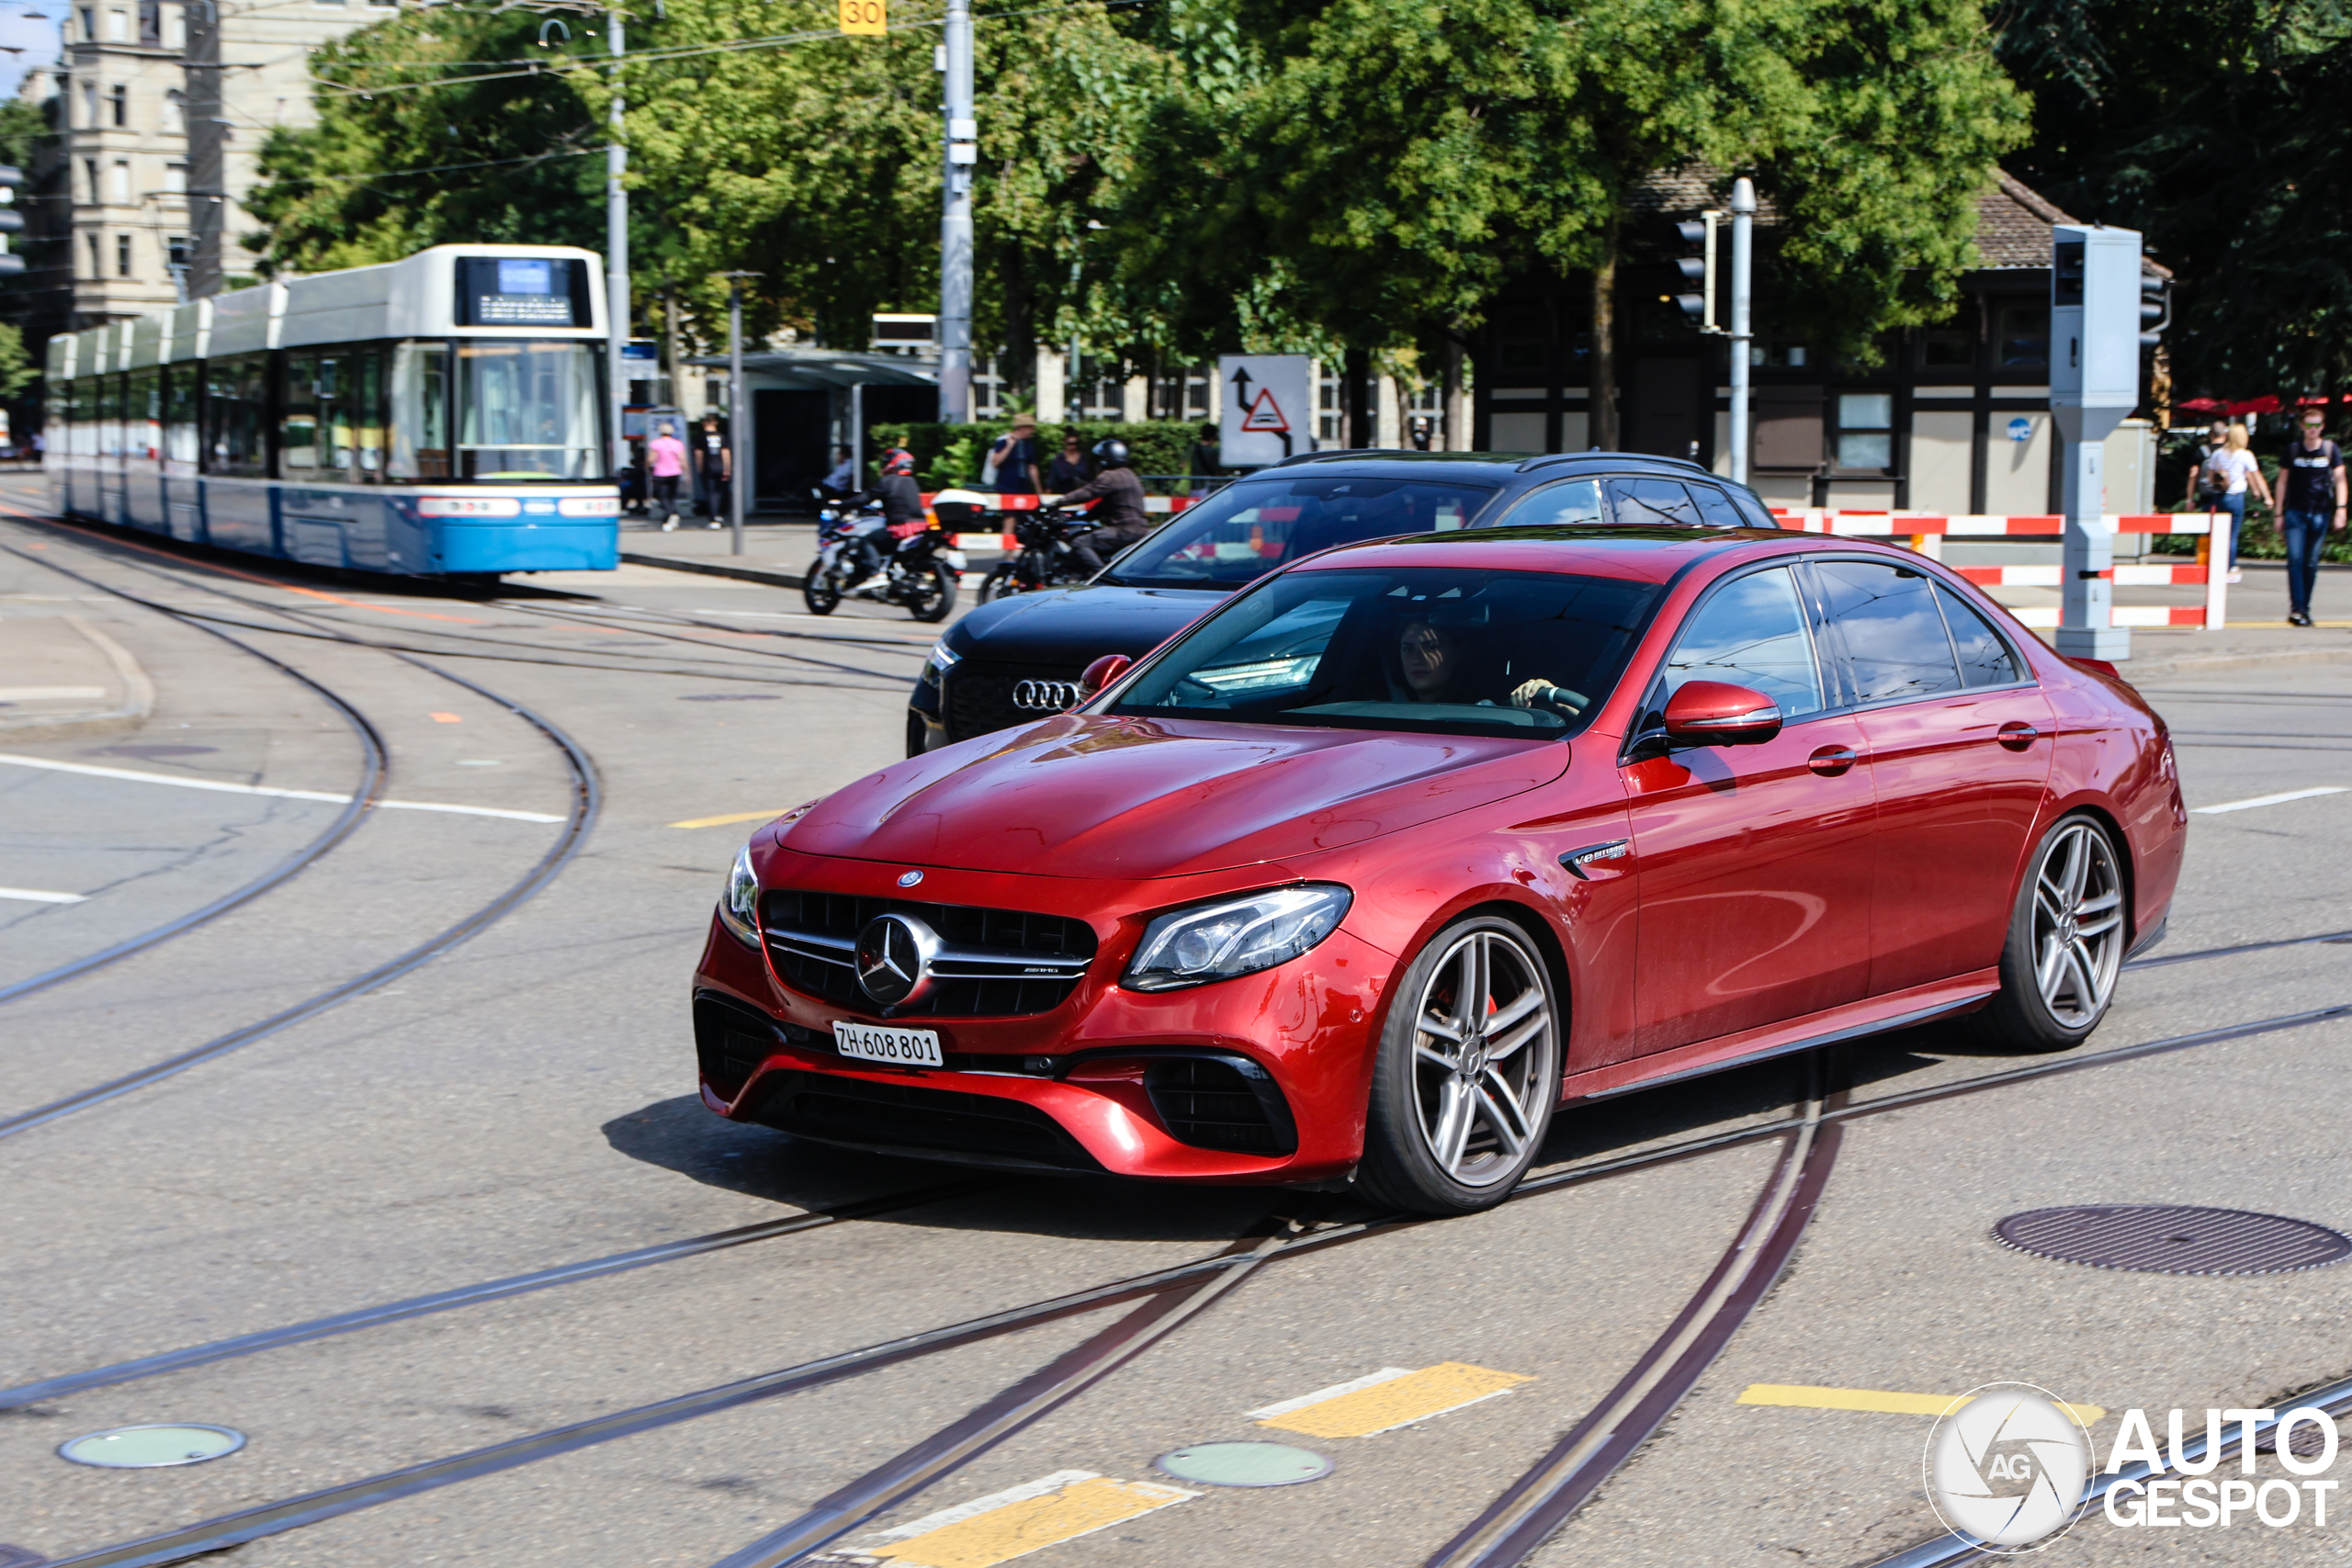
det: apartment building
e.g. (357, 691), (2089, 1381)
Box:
(8, 0), (387, 353)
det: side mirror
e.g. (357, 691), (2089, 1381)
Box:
(1662, 680), (1781, 746)
(1078, 654), (1133, 701)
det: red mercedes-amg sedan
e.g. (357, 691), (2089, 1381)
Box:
(693, 525), (2185, 1213)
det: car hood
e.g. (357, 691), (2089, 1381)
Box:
(952, 583), (1225, 665)
(784, 715), (1573, 879)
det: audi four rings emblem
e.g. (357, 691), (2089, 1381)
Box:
(1012, 680), (1082, 712)
(854, 913), (939, 1008)
(897, 869), (924, 887)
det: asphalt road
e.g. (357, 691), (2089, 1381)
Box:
(3, 490), (2349, 1568)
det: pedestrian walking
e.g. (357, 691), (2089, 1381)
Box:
(1046, 429), (1090, 491)
(1409, 414), (1435, 451)
(821, 444), (856, 498)
(2198, 423), (2270, 584)
(2278, 409), (2347, 626)
(1187, 423), (1222, 492)
(648, 422), (687, 531)
(986, 414), (1042, 495)
(694, 414), (731, 529)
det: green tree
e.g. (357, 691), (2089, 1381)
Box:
(0, 97), (46, 169)
(1113, 0), (2026, 443)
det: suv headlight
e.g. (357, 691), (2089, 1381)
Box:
(718, 845), (761, 947)
(1123, 884), (1352, 992)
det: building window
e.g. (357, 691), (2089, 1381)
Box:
(109, 160), (130, 204)
(110, 84), (127, 127)
(78, 6), (94, 40)
(164, 163), (185, 193)
(137, 0), (159, 43)
(86, 232), (99, 278)
(164, 89), (183, 133)
(107, 8), (127, 39)
(83, 156), (98, 205)
(165, 4), (184, 45)
(167, 234), (188, 268)
(117, 233), (131, 276)
(1995, 305), (2049, 370)
(1834, 392), (1894, 472)
(80, 81), (96, 127)
(1917, 328), (1973, 370)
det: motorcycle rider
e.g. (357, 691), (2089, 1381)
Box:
(840, 446), (927, 590)
(1057, 438), (1151, 576)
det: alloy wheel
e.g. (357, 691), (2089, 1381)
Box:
(1409, 928), (1555, 1187)
(2030, 820), (2124, 1028)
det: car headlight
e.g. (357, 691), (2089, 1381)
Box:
(1123, 884), (1352, 992)
(718, 845), (761, 947)
(923, 640), (961, 681)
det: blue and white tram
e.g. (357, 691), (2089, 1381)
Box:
(45, 244), (621, 576)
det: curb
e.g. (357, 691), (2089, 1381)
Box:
(619, 551), (805, 591)
(2120, 645), (2352, 681)
(0, 615), (156, 743)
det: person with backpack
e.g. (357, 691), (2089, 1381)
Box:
(2197, 423), (2271, 584)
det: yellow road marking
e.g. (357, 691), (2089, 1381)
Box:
(1737, 1384), (2105, 1424)
(430, 712), (463, 723)
(1252, 1362), (1533, 1439)
(669, 808), (788, 829)
(843, 1472), (1195, 1568)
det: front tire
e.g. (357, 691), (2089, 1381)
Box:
(908, 560), (957, 623)
(1357, 915), (1561, 1215)
(1975, 814), (2126, 1050)
(977, 561), (1022, 604)
(801, 567), (840, 616)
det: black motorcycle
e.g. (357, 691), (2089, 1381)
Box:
(976, 505), (1097, 603)
(802, 492), (962, 622)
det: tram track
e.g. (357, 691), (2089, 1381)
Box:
(0, 530), (602, 1144)
(31, 995), (2352, 1568)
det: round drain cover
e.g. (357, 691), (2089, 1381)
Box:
(59, 1424), (245, 1469)
(1155, 1441), (1331, 1487)
(1996, 1205), (2352, 1276)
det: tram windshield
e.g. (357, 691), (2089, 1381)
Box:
(456, 340), (604, 480)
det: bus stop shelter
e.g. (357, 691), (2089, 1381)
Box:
(686, 349), (938, 511)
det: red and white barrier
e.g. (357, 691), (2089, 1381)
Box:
(1770, 509), (2230, 632)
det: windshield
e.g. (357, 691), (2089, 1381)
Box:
(1101, 476), (1499, 591)
(456, 340), (605, 480)
(1109, 566), (1662, 739)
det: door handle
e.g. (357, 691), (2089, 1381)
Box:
(1807, 745), (1859, 777)
(1997, 721), (2040, 751)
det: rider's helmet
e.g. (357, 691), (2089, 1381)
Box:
(881, 447), (916, 476)
(1091, 437), (1132, 468)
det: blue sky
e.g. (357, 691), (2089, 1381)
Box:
(0, 6), (62, 101)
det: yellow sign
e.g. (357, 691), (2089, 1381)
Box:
(839, 0), (886, 34)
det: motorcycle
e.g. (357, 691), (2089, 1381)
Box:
(976, 504), (1097, 604)
(801, 491), (964, 622)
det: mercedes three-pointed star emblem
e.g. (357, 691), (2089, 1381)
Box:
(854, 913), (938, 1008)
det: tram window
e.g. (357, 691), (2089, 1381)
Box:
(355, 350), (383, 478)
(390, 341), (451, 479)
(457, 340), (603, 480)
(281, 353), (320, 472)
(97, 373), (123, 460)
(128, 367), (161, 461)
(164, 362), (199, 466)
(204, 351), (268, 478)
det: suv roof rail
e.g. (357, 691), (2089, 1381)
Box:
(1515, 450), (1713, 475)
(1269, 448), (1381, 468)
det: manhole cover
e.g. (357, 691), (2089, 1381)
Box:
(1154, 1441), (1331, 1487)
(59, 1424), (245, 1469)
(1995, 1205), (2352, 1276)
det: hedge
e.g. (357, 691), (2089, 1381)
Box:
(867, 419), (1216, 492)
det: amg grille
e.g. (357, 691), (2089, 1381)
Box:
(944, 664), (1083, 740)
(1145, 1055), (1298, 1156)
(760, 890), (1097, 1018)
(749, 1070), (1101, 1172)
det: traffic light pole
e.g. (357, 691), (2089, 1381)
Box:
(939, 0), (975, 423)
(2051, 224), (2143, 662)
(1728, 177), (1754, 487)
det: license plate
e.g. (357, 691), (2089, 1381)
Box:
(833, 1021), (944, 1067)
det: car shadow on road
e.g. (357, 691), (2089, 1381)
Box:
(604, 1093), (1281, 1244)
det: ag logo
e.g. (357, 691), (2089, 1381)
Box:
(1924, 1382), (2091, 1551)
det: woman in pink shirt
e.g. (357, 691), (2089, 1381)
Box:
(649, 423), (688, 531)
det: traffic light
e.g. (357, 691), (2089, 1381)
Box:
(2139, 271), (2170, 347)
(0, 165), (25, 277)
(1673, 212), (1721, 331)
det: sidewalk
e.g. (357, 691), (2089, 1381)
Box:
(0, 614), (155, 741)
(1995, 559), (2352, 680)
(616, 518), (821, 590)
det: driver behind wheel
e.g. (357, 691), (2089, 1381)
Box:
(1392, 613), (1574, 711)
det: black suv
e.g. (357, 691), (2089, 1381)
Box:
(906, 449), (1780, 754)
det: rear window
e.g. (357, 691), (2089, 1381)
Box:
(1101, 476), (1499, 591)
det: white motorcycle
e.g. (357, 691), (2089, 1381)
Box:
(802, 491), (967, 623)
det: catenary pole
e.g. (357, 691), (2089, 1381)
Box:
(1727, 177), (1755, 487)
(939, 0), (975, 423)
(724, 273), (757, 555)
(607, 4), (629, 483)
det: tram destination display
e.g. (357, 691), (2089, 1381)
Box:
(455, 255), (592, 328)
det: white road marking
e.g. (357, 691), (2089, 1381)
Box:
(1247, 1367), (1419, 1420)
(0, 685), (107, 702)
(0, 752), (565, 823)
(2191, 786), (2349, 816)
(0, 886), (86, 903)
